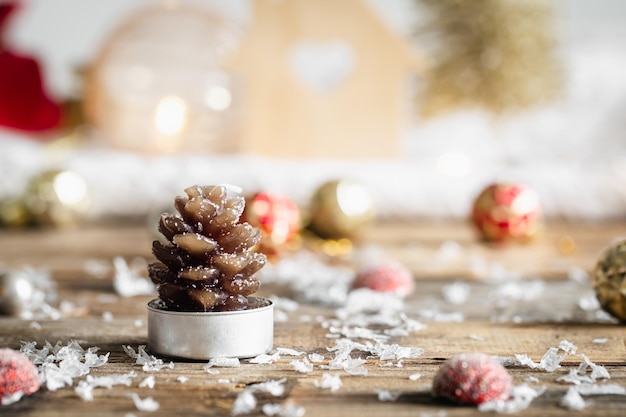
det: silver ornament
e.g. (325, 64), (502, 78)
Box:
(0, 271), (36, 316)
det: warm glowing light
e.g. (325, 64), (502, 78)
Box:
(204, 86), (232, 111)
(336, 182), (372, 216)
(154, 96), (187, 135)
(53, 171), (88, 205)
(437, 152), (472, 177)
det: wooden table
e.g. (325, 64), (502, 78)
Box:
(1, 221), (626, 416)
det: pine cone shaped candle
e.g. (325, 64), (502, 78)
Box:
(149, 185), (267, 312)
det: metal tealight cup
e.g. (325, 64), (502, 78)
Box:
(147, 297), (274, 360)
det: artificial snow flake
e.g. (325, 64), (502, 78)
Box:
(314, 373), (342, 392)
(575, 383), (626, 395)
(376, 390), (402, 401)
(558, 340), (577, 355)
(592, 338), (608, 344)
(139, 376), (156, 389)
(205, 357), (240, 369)
(218, 378), (230, 384)
(75, 372), (136, 401)
(177, 376), (189, 383)
(130, 393), (160, 412)
(250, 352), (280, 364)
(478, 384), (545, 413)
(232, 378), (288, 415)
(123, 345), (173, 372)
(291, 358), (314, 373)
(262, 402), (306, 417)
(20, 340), (111, 392)
(539, 347), (564, 372)
(102, 311), (113, 322)
(277, 348), (306, 357)
(578, 354), (610, 381)
(560, 386), (587, 410)
(232, 390), (257, 415)
(441, 281), (470, 305)
(409, 373), (422, 381)
(308, 353), (325, 363)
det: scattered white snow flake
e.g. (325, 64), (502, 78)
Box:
(592, 338), (608, 344)
(441, 281), (470, 305)
(376, 390), (402, 402)
(514, 353), (540, 369)
(232, 390), (257, 415)
(113, 257), (155, 297)
(29, 321), (42, 330)
(177, 376), (189, 383)
(139, 376), (155, 389)
(204, 357), (240, 369)
(558, 340), (577, 355)
(250, 378), (287, 396)
(576, 383), (626, 395)
(218, 378), (230, 384)
(314, 373), (342, 392)
(84, 258), (111, 278)
(250, 352), (280, 364)
(525, 376), (540, 383)
(102, 311), (113, 322)
(342, 358), (368, 376)
(478, 384), (545, 413)
(75, 372), (137, 401)
(134, 320), (143, 327)
(75, 381), (94, 401)
(277, 347), (306, 356)
(275, 310), (289, 322)
(308, 353), (325, 363)
(262, 402), (305, 417)
(469, 334), (484, 341)
(556, 368), (594, 385)
(539, 347), (565, 372)
(578, 354), (611, 381)
(567, 267), (589, 284)
(409, 373), (422, 381)
(561, 386), (587, 410)
(123, 345), (173, 372)
(292, 358), (314, 373)
(130, 393), (159, 412)
(233, 378), (288, 415)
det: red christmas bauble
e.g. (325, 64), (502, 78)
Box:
(0, 348), (40, 405)
(351, 262), (414, 297)
(432, 352), (512, 405)
(242, 192), (301, 257)
(471, 183), (541, 242)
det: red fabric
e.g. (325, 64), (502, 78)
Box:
(0, 1), (62, 132)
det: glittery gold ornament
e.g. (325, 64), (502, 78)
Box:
(307, 179), (375, 239)
(23, 169), (90, 227)
(242, 192), (301, 258)
(0, 198), (31, 228)
(593, 240), (626, 322)
(471, 183), (541, 242)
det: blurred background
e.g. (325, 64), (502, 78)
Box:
(1, 0), (625, 228)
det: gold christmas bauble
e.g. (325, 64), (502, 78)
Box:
(23, 169), (90, 227)
(593, 240), (626, 321)
(307, 179), (375, 239)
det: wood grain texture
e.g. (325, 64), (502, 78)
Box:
(1, 221), (625, 416)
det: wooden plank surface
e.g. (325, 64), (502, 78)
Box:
(1, 221), (626, 416)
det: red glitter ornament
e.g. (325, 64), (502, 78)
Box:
(0, 348), (40, 405)
(242, 192), (301, 258)
(432, 352), (512, 406)
(351, 262), (414, 297)
(471, 183), (541, 242)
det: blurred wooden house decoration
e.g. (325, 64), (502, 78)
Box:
(229, 0), (422, 159)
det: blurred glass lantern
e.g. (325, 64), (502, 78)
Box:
(84, 1), (242, 153)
